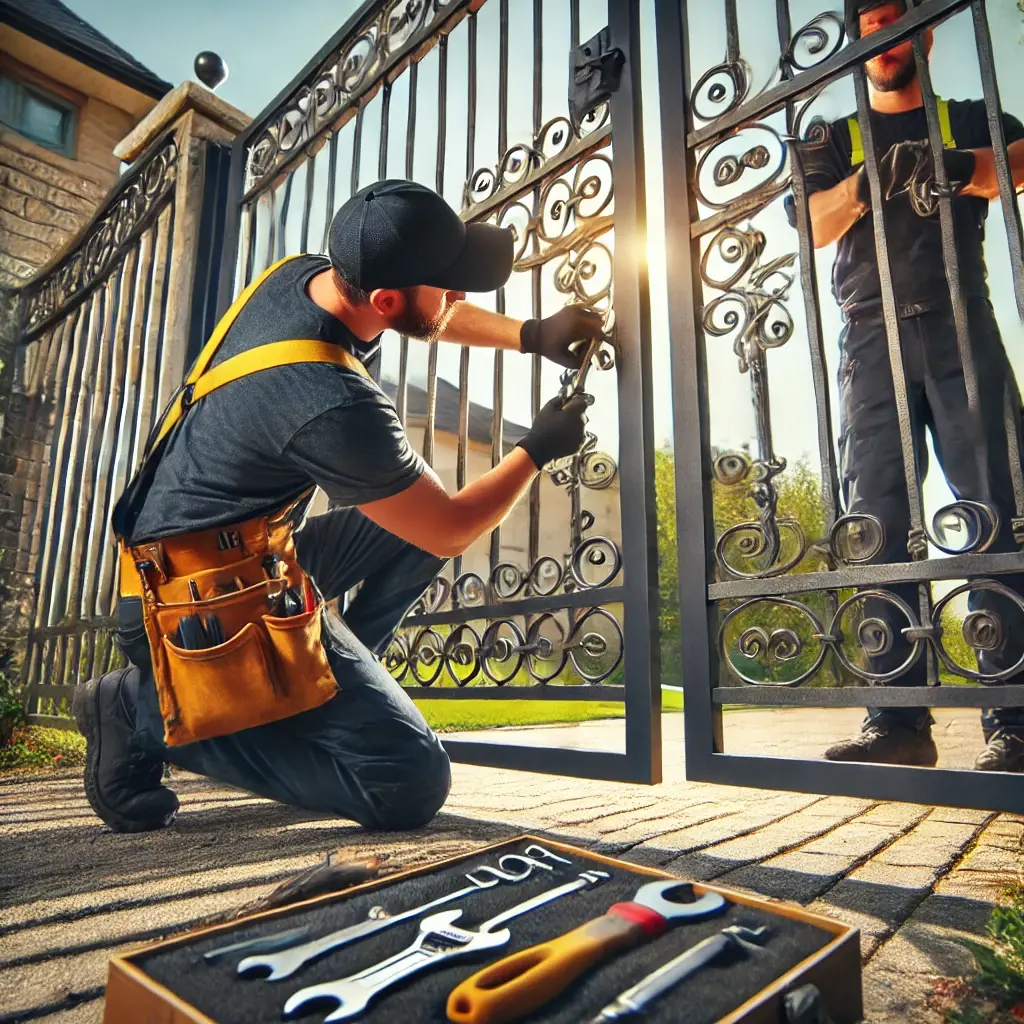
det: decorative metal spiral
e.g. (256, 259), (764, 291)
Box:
(931, 580), (1024, 682)
(409, 627), (445, 686)
(719, 597), (827, 687)
(566, 607), (623, 682)
(694, 125), (788, 211)
(479, 619), (526, 685)
(690, 60), (749, 122)
(443, 624), (482, 687)
(784, 13), (845, 71)
(525, 613), (568, 683)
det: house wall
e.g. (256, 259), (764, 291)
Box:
(0, 30), (159, 287)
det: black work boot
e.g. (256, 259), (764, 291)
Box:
(73, 667), (179, 832)
(823, 720), (938, 766)
(974, 730), (1024, 772)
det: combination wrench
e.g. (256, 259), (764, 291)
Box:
(283, 869), (611, 1022)
(238, 845), (571, 981)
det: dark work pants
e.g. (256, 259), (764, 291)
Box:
(117, 508), (451, 829)
(838, 297), (1024, 739)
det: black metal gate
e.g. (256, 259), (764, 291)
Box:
(215, 0), (661, 782)
(659, 0), (1024, 811)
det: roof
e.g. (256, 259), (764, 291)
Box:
(381, 376), (529, 452)
(0, 0), (172, 100)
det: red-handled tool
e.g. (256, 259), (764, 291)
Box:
(446, 880), (727, 1024)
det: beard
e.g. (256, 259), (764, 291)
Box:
(865, 55), (918, 93)
(388, 292), (458, 341)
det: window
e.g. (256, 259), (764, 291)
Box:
(0, 74), (77, 157)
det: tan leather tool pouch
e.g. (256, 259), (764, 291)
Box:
(120, 500), (337, 747)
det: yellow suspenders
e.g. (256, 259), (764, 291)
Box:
(148, 255), (371, 454)
(847, 97), (955, 166)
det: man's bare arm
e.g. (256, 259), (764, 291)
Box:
(438, 302), (524, 351)
(961, 139), (1024, 200)
(357, 451), (538, 558)
(808, 172), (869, 248)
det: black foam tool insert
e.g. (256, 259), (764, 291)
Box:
(136, 840), (839, 1024)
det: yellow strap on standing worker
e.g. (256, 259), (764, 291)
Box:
(847, 97), (955, 166)
(148, 256), (369, 452)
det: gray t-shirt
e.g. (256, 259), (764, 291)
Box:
(127, 255), (425, 542)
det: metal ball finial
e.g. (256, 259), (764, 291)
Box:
(194, 51), (228, 91)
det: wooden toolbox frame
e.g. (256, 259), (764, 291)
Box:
(105, 834), (863, 1024)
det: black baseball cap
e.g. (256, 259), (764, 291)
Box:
(328, 179), (515, 293)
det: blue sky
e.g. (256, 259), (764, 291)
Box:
(63, 0), (1024, 561)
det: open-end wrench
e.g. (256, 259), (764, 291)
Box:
(282, 870), (610, 1023)
(446, 880), (727, 1024)
(586, 924), (770, 1022)
(238, 846), (570, 981)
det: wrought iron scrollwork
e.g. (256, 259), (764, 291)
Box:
(703, 225), (803, 578)
(244, 0), (458, 191)
(720, 581), (1024, 686)
(386, 604), (623, 688)
(24, 137), (178, 333)
(464, 110), (611, 212)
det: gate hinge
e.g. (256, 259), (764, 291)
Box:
(569, 27), (625, 134)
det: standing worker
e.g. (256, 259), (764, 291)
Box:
(73, 179), (604, 833)
(799, 1), (1024, 770)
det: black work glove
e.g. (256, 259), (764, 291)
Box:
(520, 306), (604, 369)
(859, 141), (976, 214)
(516, 394), (589, 470)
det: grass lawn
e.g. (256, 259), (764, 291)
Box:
(418, 688), (683, 733)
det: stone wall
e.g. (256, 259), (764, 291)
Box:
(0, 128), (108, 288)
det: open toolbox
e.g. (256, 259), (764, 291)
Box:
(104, 835), (863, 1024)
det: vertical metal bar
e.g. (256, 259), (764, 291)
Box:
(910, 26), (990, 508)
(321, 130), (340, 253)
(396, 62), (418, 427)
(528, 0), (544, 572)
(299, 155), (316, 253)
(570, 0), (580, 48)
(76, 272), (120, 681)
(132, 209), (173, 487)
(851, 49), (934, 679)
(970, 0), (1024, 321)
(277, 172), (295, 262)
(24, 310), (80, 694)
(264, 188), (277, 275)
(608, 0), (661, 782)
(655, 0), (720, 778)
(241, 202), (256, 287)
(489, 0), (510, 584)
(970, 0), (1024, 535)
(350, 103), (365, 196)
(378, 81), (392, 180)
(454, 14), (478, 589)
(423, 38), (448, 468)
(95, 246), (140, 624)
(48, 288), (103, 689)
(778, 0), (840, 532)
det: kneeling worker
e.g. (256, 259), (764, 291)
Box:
(73, 179), (600, 833)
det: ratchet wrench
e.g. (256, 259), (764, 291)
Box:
(586, 924), (769, 1022)
(446, 879), (727, 1024)
(283, 869), (611, 1022)
(238, 845), (570, 981)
